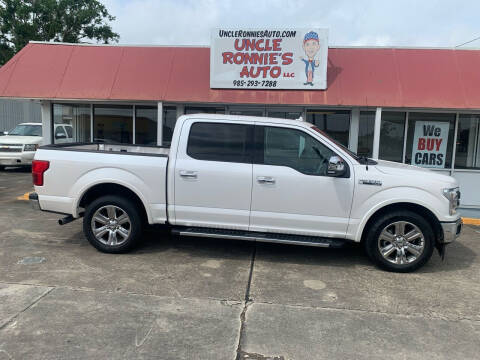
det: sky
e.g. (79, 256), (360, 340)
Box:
(102, 0), (480, 48)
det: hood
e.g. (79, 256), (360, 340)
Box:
(374, 159), (457, 186)
(0, 136), (42, 145)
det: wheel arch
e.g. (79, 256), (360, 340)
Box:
(78, 183), (149, 224)
(359, 202), (443, 245)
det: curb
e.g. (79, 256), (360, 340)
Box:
(462, 217), (480, 226)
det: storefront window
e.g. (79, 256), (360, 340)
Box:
(306, 110), (350, 147)
(94, 105), (133, 144)
(53, 104), (90, 144)
(358, 111), (375, 157)
(185, 106), (225, 114)
(267, 111), (302, 120)
(405, 113), (455, 169)
(379, 112), (406, 163)
(455, 114), (480, 169)
(135, 106), (157, 145)
(162, 106), (177, 146)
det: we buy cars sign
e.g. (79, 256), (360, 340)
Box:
(412, 121), (449, 168)
(210, 28), (328, 90)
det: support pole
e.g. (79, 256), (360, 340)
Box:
(349, 108), (360, 153)
(157, 102), (163, 146)
(372, 107), (382, 159)
(41, 101), (52, 145)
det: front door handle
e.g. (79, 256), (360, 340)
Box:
(257, 176), (275, 184)
(179, 170), (198, 179)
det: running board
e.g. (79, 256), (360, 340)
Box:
(171, 227), (346, 248)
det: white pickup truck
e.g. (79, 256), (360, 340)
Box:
(30, 114), (462, 272)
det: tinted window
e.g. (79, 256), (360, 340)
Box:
(379, 112), (406, 162)
(94, 105), (133, 144)
(455, 114), (480, 169)
(135, 106), (157, 145)
(358, 111), (375, 157)
(162, 106), (177, 146)
(306, 110), (350, 147)
(262, 126), (336, 176)
(187, 122), (252, 163)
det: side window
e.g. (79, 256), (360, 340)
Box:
(262, 126), (336, 176)
(187, 122), (252, 163)
(65, 126), (73, 138)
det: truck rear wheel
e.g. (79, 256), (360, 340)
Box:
(364, 210), (434, 273)
(83, 195), (143, 253)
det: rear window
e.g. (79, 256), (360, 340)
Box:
(187, 122), (252, 163)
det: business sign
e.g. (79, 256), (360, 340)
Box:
(210, 28), (328, 90)
(412, 121), (450, 168)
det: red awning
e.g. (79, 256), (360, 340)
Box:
(1, 42), (480, 109)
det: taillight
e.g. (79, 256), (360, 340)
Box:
(32, 160), (49, 186)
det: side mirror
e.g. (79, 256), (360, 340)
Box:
(327, 156), (346, 177)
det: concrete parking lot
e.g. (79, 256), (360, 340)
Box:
(0, 169), (479, 360)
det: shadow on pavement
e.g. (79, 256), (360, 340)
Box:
(132, 225), (477, 274)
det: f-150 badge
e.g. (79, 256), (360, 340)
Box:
(359, 179), (382, 186)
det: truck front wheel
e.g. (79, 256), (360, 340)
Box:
(83, 195), (143, 253)
(364, 210), (434, 272)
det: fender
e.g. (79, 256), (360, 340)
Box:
(70, 167), (153, 223)
(347, 186), (448, 242)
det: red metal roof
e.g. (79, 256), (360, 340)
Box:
(1, 42), (480, 109)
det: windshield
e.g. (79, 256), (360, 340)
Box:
(311, 125), (360, 161)
(8, 125), (42, 137)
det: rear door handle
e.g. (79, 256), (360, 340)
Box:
(257, 176), (275, 184)
(179, 170), (198, 179)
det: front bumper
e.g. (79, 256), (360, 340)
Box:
(29, 192), (41, 210)
(440, 218), (463, 243)
(0, 151), (35, 166)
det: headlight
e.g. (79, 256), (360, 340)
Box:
(24, 144), (38, 152)
(442, 187), (460, 215)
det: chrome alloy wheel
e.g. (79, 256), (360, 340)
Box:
(377, 221), (425, 265)
(91, 205), (131, 246)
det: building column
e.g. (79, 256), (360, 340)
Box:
(372, 107), (382, 159)
(41, 100), (52, 145)
(176, 105), (185, 119)
(157, 102), (163, 146)
(349, 108), (360, 153)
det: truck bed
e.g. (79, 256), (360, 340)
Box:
(34, 143), (169, 224)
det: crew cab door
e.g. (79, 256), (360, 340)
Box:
(173, 119), (254, 230)
(250, 124), (354, 237)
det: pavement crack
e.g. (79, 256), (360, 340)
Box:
(245, 243), (256, 302)
(235, 243), (256, 360)
(0, 287), (54, 331)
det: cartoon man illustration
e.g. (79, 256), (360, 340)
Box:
(300, 31), (320, 86)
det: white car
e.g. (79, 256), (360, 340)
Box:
(0, 123), (72, 169)
(30, 114), (462, 272)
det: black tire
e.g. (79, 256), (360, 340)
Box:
(364, 210), (434, 273)
(83, 195), (143, 253)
